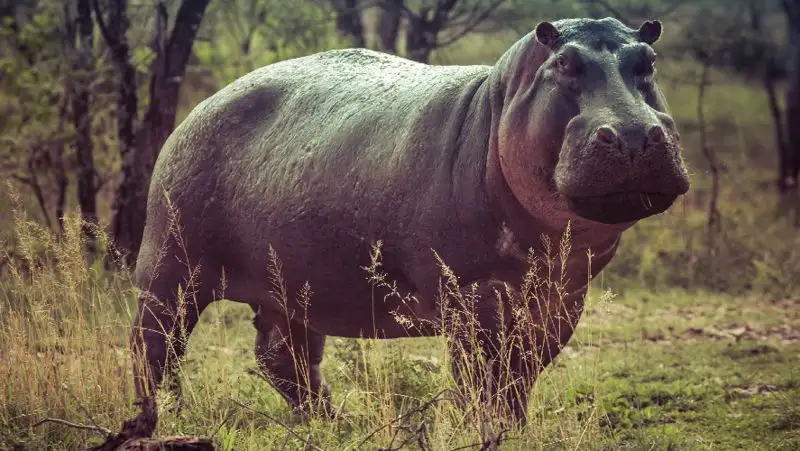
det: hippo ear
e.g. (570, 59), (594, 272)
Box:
(534, 21), (559, 49)
(638, 20), (662, 45)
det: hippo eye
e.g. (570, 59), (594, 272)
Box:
(636, 53), (657, 78)
(556, 54), (569, 71)
(555, 52), (580, 76)
(647, 53), (657, 71)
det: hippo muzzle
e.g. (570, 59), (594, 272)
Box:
(555, 117), (690, 224)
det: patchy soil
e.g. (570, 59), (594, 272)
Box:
(681, 323), (800, 344)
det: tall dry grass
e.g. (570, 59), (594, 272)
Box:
(0, 191), (138, 449)
(1, 185), (619, 448)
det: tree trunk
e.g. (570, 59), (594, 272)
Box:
(109, 0), (210, 266)
(72, 0), (97, 252)
(764, 69), (790, 184)
(697, 62), (720, 240)
(748, 0), (790, 195)
(94, 0), (141, 264)
(378, 0), (403, 53)
(405, 13), (436, 63)
(13, 151), (53, 231)
(108, 0), (138, 172)
(782, 0), (800, 200)
(54, 88), (70, 233)
(332, 0), (365, 47)
(55, 0), (74, 233)
(403, 1), (459, 63)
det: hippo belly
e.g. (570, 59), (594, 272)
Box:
(219, 213), (435, 338)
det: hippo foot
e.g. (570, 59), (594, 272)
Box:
(286, 390), (337, 424)
(128, 397), (158, 437)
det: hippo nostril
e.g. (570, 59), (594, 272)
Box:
(647, 125), (665, 145)
(596, 125), (618, 147)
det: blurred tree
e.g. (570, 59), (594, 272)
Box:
(373, 0), (509, 63)
(0, 0), (37, 64)
(99, 0), (211, 266)
(330, 0), (365, 47)
(212, 0), (269, 56)
(579, 0), (687, 23)
(71, 0), (98, 251)
(781, 0), (800, 203)
(0, 1), (73, 230)
(374, 0), (593, 62)
(677, 0), (797, 209)
(196, 1), (340, 86)
(678, 2), (749, 237)
(743, 0), (792, 199)
(378, 0), (403, 53)
(54, 2), (72, 232)
(92, 0), (138, 258)
(406, 0), (506, 63)
(696, 57), (720, 238)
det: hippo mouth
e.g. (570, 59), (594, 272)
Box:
(565, 192), (678, 224)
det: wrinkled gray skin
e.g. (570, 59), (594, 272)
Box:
(130, 17), (689, 433)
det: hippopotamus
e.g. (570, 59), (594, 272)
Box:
(129, 17), (689, 433)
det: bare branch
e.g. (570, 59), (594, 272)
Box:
(32, 417), (111, 437)
(91, 0), (117, 50)
(438, 0), (505, 48)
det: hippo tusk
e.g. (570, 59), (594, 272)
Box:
(640, 193), (653, 210)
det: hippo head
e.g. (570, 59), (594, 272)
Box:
(496, 18), (690, 226)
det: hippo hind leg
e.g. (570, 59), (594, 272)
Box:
(250, 305), (332, 416)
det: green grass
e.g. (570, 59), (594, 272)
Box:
(174, 289), (799, 450)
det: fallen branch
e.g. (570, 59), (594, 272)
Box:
(33, 417), (111, 437)
(450, 427), (513, 451)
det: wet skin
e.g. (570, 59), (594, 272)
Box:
(128, 17), (690, 434)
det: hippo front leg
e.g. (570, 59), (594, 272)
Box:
(129, 288), (211, 437)
(446, 280), (585, 425)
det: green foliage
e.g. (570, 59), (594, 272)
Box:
(0, 3), (66, 156)
(0, 2), (122, 227)
(194, 0), (349, 87)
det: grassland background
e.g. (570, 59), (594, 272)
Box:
(1, 9), (799, 451)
